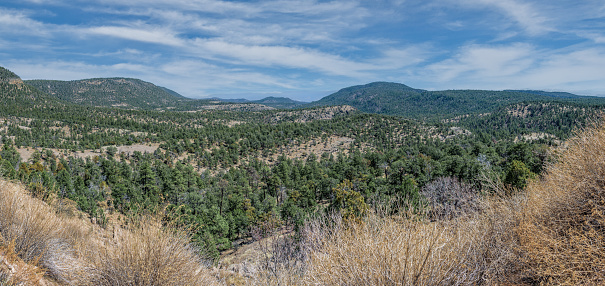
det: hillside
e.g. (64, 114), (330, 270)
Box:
(0, 67), (62, 109)
(210, 96), (307, 109)
(26, 78), (192, 109)
(308, 82), (605, 119)
(252, 96), (307, 109)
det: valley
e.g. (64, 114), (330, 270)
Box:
(2, 65), (605, 284)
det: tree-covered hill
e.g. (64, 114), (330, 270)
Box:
(209, 96), (307, 109)
(252, 96), (307, 109)
(0, 67), (62, 108)
(307, 82), (605, 120)
(26, 78), (192, 110)
(0, 66), (20, 80)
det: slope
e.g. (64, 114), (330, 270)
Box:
(307, 82), (605, 120)
(252, 96), (307, 109)
(0, 66), (63, 111)
(26, 78), (191, 109)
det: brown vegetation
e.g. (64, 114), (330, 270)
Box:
(516, 123), (605, 284)
(0, 181), (217, 285)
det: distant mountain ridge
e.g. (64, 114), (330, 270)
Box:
(504, 90), (583, 99)
(5, 65), (605, 118)
(210, 96), (307, 109)
(26, 78), (191, 109)
(305, 82), (605, 119)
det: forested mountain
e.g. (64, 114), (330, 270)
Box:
(252, 96), (307, 109)
(0, 67), (63, 108)
(307, 82), (605, 119)
(504, 89), (583, 99)
(26, 78), (191, 109)
(210, 96), (307, 109)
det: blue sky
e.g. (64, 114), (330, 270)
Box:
(1, 0), (604, 101)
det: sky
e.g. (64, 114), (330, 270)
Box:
(1, 0), (605, 101)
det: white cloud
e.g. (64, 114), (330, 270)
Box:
(456, 0), (552, 35)
(427, 43), (534, 81)
(518, 48), (605, 87)
(0, 9), (48, 35)
(189, 39), (377, 77)
(87, 26), (185, 47)
(419, 44), (605, 96)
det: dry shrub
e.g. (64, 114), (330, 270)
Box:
(0, 181), (89, 284)
(517, 123), (605, 284)
(303, 211), (491, 285)
(421, 177), (481, 220)
(253, 231), (307, 285)
(87, 217), (218, 286)
(0, 237), (47, 286)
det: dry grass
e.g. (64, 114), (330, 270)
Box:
(301, 212), (494, 285)
(0, 180), (219, 285)
(319, 123), (605, 285)
(0, 237), (47, 286)
(88, 217), (218, 286)
(516, 123), (605, 284)
(0, 180), (89, 284)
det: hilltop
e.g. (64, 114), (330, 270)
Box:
(26, 78), (192, 110)
(307, 82), (605, 119)
(0, 67), (61, 108)
(209, 96), (307, 109)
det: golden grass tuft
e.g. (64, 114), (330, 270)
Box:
(0, 237), (47, 286)
(301, 209), (515, 286)
(88, 217), (218, 286)
(517, 123), (605, 284)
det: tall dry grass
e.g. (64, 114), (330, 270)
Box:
(88, 217), (218, 286)
(516, 123), (605, 284)
(0, 180), (219, 285)
(0, 180), (89, 284)
(300, 207), (521, 286)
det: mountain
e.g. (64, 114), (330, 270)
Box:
(26, 78), (191, 109)
(0, 67), (60, 108)
(308, 82), (421, 110)
(307, 82), (605, 119)
(208, 96), (307, 109)
(252, 96), (307, 109)
(208, 97), (250, 103)
(505, 90), (583, 99)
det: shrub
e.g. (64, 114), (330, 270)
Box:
(420, 176), (481, 220)
(517, 123), (605, 284)
(303, 212), (492, 285)
(87, 217), (218, 286)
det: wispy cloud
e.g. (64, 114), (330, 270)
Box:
(0, 8), (48, 35)
(473, 0), (552, 35)
(87, 26), (185, 47)
(427, 43), (534, 82)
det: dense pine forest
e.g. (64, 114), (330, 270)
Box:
(1, 65), (605, 264)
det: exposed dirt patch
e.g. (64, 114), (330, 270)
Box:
(266, 105), (356, 123)
(195, 104), (275, 112)
(265, 135), (358, 163)
(16, 144), (161, 162)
